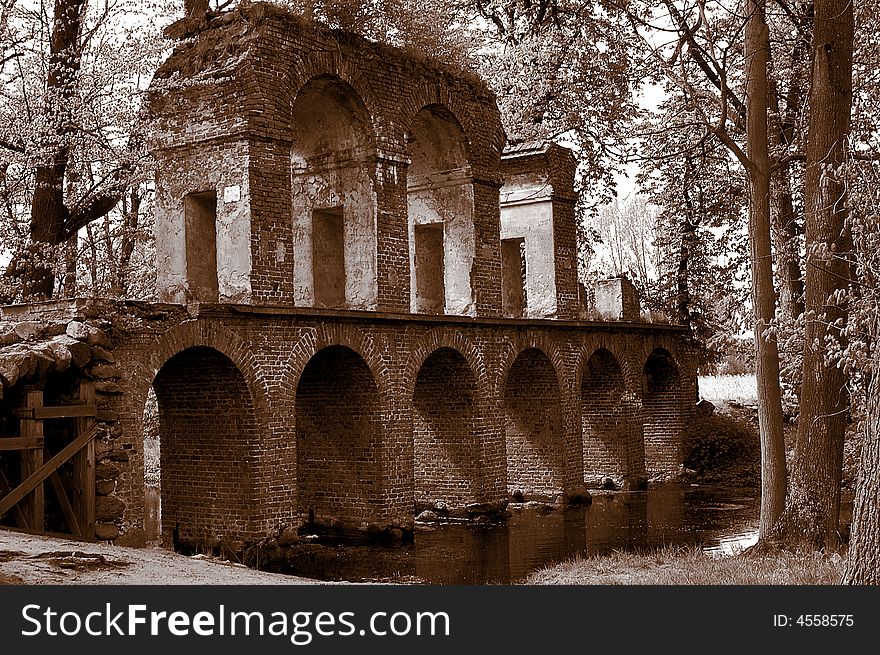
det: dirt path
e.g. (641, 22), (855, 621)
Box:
(0, 529), (324, 585)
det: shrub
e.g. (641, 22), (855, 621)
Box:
(682, 413), (760, 486)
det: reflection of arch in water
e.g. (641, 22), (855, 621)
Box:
(151, 346), (260, 551)
(295, 346), (384, 529)
(581, 348), (645, 484)
(503, 348), (566, 499)
(412, 347), (484, 511)
(643, 348), (683, 476)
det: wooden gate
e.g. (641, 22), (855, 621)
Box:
(0, 382), (96, 539)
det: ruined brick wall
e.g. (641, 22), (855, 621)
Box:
(152, 346), (260, 550)
(500, 143), (580, 319)
(295, 346), (384, 528)
(2, 300), (696, 550)
(503, 348), (566, 499)
(147, 3), (505, 316)
(412, 348), (484, 512)
(581, 348), (644, 484)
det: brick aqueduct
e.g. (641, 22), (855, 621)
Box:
(0, 4), (697, 552)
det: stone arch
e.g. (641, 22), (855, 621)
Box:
(643, 347), (685, 476)
(295, 345), (384, 529)
(580, 347), (646, 485)
(290, 73), (381, 311)
(502, 347), (567, 499)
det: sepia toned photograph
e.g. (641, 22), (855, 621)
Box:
(0, 0), (876, 615)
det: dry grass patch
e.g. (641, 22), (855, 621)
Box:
(525, 544), (844, 585)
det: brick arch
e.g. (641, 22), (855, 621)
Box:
(579, 342), (646, 482)
(404, 329), (489, 405)
(134, 320), (271, 435)
(134, 320), (271, 547)
(575, 341), (637, 395)
(499, 340), (569, 499)
(496, 334), (568, 395)
(280, 323), (392, 405)
(283, 54), (390, 151)
(400, 84), (504, 174)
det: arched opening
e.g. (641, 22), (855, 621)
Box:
(151, 347), (259, 552)
(581, 349), (644, 486)
(295, 346), (383, 529)
(504, 348), (565, 499)
(290, 75), (378, 310)
(407, 105), (475, 316)
(412, 348), (482, 511)
(643, 348), (683, 476)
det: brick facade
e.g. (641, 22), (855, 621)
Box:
(1, 4), (699, 554)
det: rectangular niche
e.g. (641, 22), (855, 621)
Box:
(184, 190), (219, 302)
(501, 237), (527, 318)
(313, 206), (346, 308)
(413, 222), (445, 314)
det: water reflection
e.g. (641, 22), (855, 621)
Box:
(271, 484), (761, 583)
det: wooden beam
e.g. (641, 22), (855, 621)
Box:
(0, 469), (29, 530)
(0, 423), (97, 519)
(73, 382), (96, 539)
(49, 472), (82, 537)
(0, 437), (44, 451)
(19, 388), (44, 531)
(13, 404), (97, 420)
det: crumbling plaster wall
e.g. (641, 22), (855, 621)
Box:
(407, 180), (476, 316)
(154, 141), (253, 305)
(292, 164), (378, 310)
(147, 3), (506, 316)
(500, 197), (558, 318)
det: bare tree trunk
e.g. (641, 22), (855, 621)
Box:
(745, 0), (787, 539)
(768, 10), (810, 325)
(27, 0), (89, 298)
(843, 346), (880, 583)
(184, 0), (209, 20)
(775, 0), (853, 550)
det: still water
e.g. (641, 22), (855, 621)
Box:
(270, 484), (762, 584)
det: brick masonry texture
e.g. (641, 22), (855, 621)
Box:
(1, 5), (699, 552)
(105, 304), (695, 547)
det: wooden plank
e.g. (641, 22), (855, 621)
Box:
(19, 388), (44, 532)
(0, 469), (29, 530)
(73, 382), (96, 539)
(0, 423), (97, 519)
(49, 472), (82, 537)
(0, 437), (44, 451)
(13, 404), (97, 420)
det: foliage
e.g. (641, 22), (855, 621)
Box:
(682, 411), (760, 486)
(0, 0), (175, 301)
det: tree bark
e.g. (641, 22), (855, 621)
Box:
(27, 0), (88, 298)
(745, 0), (788, 539)
(842, 347), (880, 584)
(774, 0), (853, 550)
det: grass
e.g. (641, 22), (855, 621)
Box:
(525, 544), (845, 585)
(699, 374), (757, 406)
